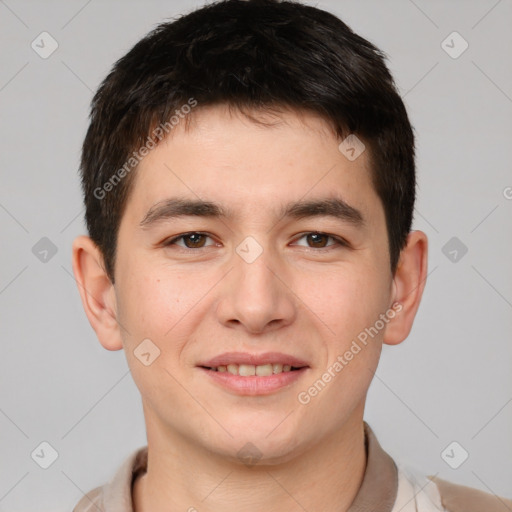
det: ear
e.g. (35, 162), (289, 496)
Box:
(383, 230), (428, 346)
(71, 235), (123, 351)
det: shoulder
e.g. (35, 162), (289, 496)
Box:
(71, 445), (147, 512)
(428, 475), (512, 512)
(72, 485), (104, 512)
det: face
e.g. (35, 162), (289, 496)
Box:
(112, 105), (396, 463)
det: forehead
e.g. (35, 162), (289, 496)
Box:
(124, 105), (383, 227)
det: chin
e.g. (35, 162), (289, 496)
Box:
(216, 435), (308, 467)
(207, 416), (310, 464)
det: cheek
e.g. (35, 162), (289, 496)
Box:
(299, 270), (389, 404)
(296, 265), (391, 352)
(116, 265), (197, 348)
(115, 269), (203, 399)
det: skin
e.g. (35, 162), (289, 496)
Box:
(72, 105), (428, 512)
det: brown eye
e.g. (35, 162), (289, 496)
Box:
(165, 232), (216, 249)
(306, 233), (330, 248)
(181, 233), (207, 248)
(292, 232), (346, 249)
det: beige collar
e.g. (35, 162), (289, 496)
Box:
(348, 422), (398, 511)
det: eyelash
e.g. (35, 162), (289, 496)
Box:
(163, 231), (349, 251)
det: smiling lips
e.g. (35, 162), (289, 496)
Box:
(208, 363), (299, 376)
(198, 352), (309, 394)
(200, 352), (309, 374)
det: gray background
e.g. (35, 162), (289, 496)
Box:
(0, 0), (511, 510)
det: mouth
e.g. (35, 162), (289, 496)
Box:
(197, 352), (310, 395)
(201, 363), (304, 376)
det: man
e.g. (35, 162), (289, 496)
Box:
(71, 1), (512, 510)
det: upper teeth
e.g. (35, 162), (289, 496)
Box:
(213, 363), (294, 376)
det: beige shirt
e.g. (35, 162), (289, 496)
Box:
(73, 423), (511, 512)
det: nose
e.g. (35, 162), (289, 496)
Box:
(215, 244), (297, 335)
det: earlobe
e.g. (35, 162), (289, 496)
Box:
(71, 235), (123, 351)
(383, 230), (428, 346)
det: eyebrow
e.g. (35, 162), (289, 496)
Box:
(139, 196), (364, 228)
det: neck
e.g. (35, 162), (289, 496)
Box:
(133, 412), (366, 512)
